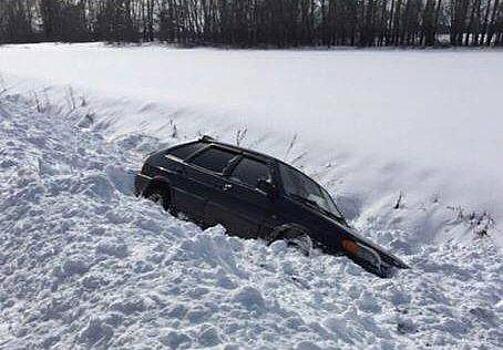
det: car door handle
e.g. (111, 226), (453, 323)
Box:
(222, 183), (233, 191)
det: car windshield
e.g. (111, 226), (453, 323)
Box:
(279, 163), (344, 219)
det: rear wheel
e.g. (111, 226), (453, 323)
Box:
(269, 224), (313, 256)
(146, 185), (171, 212)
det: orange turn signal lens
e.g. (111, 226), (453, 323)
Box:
(342, 240), (360, 255)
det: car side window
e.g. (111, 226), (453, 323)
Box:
(189, 147), (238, 173)
(230, 157), (270, 188)
(167, 142), (206, 160)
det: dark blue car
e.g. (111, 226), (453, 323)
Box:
(135, 136), (409, 277)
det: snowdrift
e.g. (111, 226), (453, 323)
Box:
(0, 43), (502, 245)
(0, 73), (502, 349)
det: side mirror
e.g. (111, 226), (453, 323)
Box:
(257, 179), (277, 199)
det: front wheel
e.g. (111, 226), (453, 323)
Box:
(268, 224), (313, 256)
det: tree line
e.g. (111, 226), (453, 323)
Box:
(1, 0), (502, 47)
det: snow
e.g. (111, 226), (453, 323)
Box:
(0, 44), (502, 348)
(1, 43), (502, 241)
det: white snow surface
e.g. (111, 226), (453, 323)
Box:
(0, 43), (502, 236)
(0, 44), (502, 348)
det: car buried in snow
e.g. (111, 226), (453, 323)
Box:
(135, 136), (409, 278)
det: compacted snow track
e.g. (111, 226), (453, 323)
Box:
(0, 84), (502, 348)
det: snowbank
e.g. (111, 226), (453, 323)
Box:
(0, 70), (502, 349)
(0, 43), (502, 246)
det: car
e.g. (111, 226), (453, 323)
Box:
(135, 136), (409, 278)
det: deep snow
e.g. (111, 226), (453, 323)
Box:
(0, 44), (502, 348)
(0, 43), (502, 236)
(1, 80), (502, 350)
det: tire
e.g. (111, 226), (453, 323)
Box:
(145, 184), (171, 212)
(269, 224), (313, 256)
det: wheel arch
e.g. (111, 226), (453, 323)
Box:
(142, 176), (174, 200)
(268, 223), (310, 243)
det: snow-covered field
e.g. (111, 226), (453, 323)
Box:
(0, 44), (502, 348)
(1, 44), (502, 235)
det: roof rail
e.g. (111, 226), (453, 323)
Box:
(200, 135), (216, 143)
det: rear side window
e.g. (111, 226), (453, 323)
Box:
(189, 147), (237, 173)
(167, 142), (206, 160)
(230, 157), (271, 188)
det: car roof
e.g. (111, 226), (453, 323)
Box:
(197, 136), (277, 164)
(168, 136), (319, 184)
(198, 136), (337, 192)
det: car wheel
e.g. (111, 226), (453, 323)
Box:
(146, 186), (171, 212)
(269, 224), (313, 256)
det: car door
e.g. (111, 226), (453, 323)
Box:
(206, 155), (276, 239)
(178, 146), (239, 224)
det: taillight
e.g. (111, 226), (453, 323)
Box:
(141, 163), (155, 176)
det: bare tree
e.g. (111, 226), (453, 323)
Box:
(0, 0), (500, 47)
